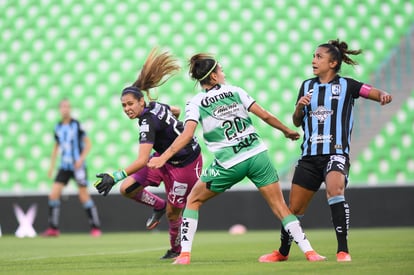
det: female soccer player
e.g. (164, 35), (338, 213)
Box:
(94, 48), (202, 259)
(148, 53), (326, 264)
(265, 39), (392, 262)
(42, 99), (102, 237)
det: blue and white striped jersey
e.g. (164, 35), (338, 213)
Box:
(296, 75), (364, 157)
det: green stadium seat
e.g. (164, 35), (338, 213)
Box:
(1, 1), (413, 193)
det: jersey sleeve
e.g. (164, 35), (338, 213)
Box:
(236, 87), (256, 110)
(78, 122), (86, 138)
(295, 81), (307, 105)
(345, 77), (364, 98)
(54, 124), (59, 143)
(184, 96), (200, 124)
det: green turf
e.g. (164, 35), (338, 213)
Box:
(0, 228), (413, 274)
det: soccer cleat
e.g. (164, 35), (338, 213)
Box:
(336, 251), (352, 262)
(172, 252), (191, 265)
(146, 206), (166, 230)
(258, 250), (289, 262)
(305, 250), (327, 261)
(41, 228), (60, 237)
(90, 228), (102, 237)
(160, 249), (180, 259)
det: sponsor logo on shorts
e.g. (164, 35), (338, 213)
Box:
(172, 182), (188, 196)
(202, 168), (220, 177)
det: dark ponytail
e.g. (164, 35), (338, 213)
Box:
(319, 39), (362, 72)
(188, 53), (218, 85)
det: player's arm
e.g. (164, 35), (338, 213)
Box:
(94, 143), (153, 196)
(124, 143), (153, 175)
(292, 94), (311, 127)
(75, 135), (91, 169)
(291, 83), (309, 127)
(147, 120), (198, 169)
(249, 102), (300, 140)
(170, 106), (181, 119)
(48, 142), (59, 178)
(95, 112), (157, 196)
(361, 86), (392, 106)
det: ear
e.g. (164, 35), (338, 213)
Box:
(210, 71), (218, 82)
(139, 97), (146, 106)
(329, 60), (338, 69)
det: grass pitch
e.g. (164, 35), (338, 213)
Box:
(0, 227), (413, 275)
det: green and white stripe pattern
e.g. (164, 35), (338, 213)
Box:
(185, 84), (267, 169)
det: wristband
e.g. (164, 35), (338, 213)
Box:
(112, 169), (127, 182)
(359, 84), (372, 98)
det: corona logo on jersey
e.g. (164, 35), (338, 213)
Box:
(201, 91), (234, 107)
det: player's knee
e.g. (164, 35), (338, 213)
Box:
(120, 181), (142, 196)
(289, 205), (306, 215)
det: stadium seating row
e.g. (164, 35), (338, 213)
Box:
(0, 0), (413, 193)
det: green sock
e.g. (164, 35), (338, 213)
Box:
(183, 208), (198, 220)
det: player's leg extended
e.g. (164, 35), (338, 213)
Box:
(174, 180), (219, 264)
(278, 184), (316, 257)
(120, 172), (167, 229)
(259, 183), (325, 262)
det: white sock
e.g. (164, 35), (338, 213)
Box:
(180, 209), (199, 253)
(283, 215), (313, 253)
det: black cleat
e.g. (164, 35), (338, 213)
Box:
(146, 206), (166, 230)
(160, 249), (180, 259)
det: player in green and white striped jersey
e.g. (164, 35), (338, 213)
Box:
(148, 53), (326, 265)
(186, 83), (266, 169)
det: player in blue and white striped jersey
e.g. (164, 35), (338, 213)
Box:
(42, 99), (102, 237)
(277, 39), (392, 262)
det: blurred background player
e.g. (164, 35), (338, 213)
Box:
(148, 53), (326, 265)
(42, 98), (102, 237)
(270, 39), (393, 262)
(94, 48), (202, 259)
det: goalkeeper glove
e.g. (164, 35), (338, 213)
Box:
(94, 169), (127, 196)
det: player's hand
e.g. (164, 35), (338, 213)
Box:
(94, 170), (127, 196)
(147, 157), (166, 169)
(284, 129), (300, 141)
(94, 173), (115, 196)
(296, 94), (312, 109)
(379, 93), (392, 105)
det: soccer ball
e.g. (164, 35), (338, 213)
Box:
(228, 224), (247, 235)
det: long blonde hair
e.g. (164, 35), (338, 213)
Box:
(130, 47), (180, 101)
